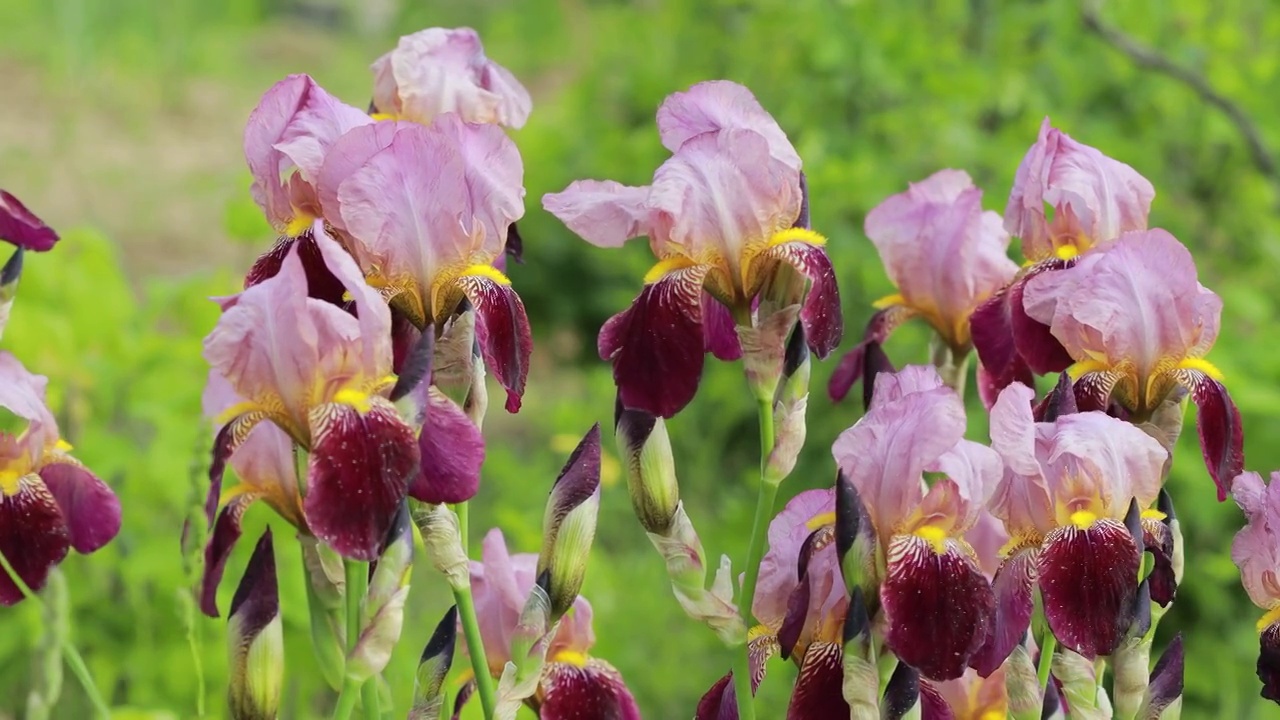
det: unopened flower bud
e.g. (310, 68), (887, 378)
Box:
(1053, 647), (1114, 718)
(880, 660), (920, 720)
(347, 503), (414, 682)
(1004, 640), (1043, 720)
(840, 587), (879, 718)
(615, 399), (679, 534)
(410, 606), (457, 720)
(1139, 634), (1184, 719)
(736, 305), (801, 401)
(417, 502), (469, 592)
(835, 471), (878, 598)
(537, 425), (602, 621)
(228, 530), (283, 720)
(0, 248), (22, 341)
(765, 326), (810, 485)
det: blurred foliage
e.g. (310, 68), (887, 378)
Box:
(0, 0), (1278, 717)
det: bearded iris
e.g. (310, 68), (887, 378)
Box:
(544, 80), (841, 418)
(1231, 470), (1280, 703)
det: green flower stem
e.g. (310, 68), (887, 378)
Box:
(1037, 633), (1058, 695)
(0, 550), (110, 719)
(332, 679), (361, 720)
(733, 394), (780, 720)
(360, 680), (381, 720)
(332, 560), (369, 720)
(452, 501), (497, 720)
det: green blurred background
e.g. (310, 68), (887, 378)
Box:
(1, 0), (1278, 717)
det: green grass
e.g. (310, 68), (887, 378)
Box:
(1, 0), (1279, 717)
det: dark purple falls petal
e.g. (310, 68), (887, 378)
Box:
(762, 242), (843, 359)
(0, 476), (70, 605)
(38, 460), (121, 554)
(787, 641), (850, 720)
(880, 535), (995, 681)
(244, 231), (350, 308)
(304, 398), (418, 561)
(599, 265), (710, 419)
(971, 260), (1072, 393)
(702, 292), (742, 361)
(540, 659), (641, 720)
(409, 388), (485, 505)
(1260, 622), (1280, 704)
(827, 307), (910, 404)
(1187, 373), (1244, 501)
(1038, 518), (1140, 659)
(971, 544), (1038, 677)
(461, 274), (533, 414)
(201, 494), (252, 618)
(0, 190), (59, 251)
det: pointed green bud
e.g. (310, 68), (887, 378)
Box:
(1052, 648), (1114, 719)
(228, 530), (283, 720)
(0, 247), (22, 341)
(1005, 640), (1044, 720)
(301, 536), (345, 612)
(416, 502), (470, 592)
(1159, 489), (1184, 588)
(835, 470), (879, 600)
(537, 425), (601, 621)
(615, 398), (680, 534)
(347, 503), (413, 682)
(736, 304), (800, 401)
(765, 326), (810, 485)
(409, 606), (458, 720)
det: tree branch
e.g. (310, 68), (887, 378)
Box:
(1081, 1), (1277, 179)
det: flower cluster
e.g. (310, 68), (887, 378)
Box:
(0, 192), (121, 606)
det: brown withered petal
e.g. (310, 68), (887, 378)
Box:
(881, 535), (995, 681)
(304, 398), (418, 561)
(1038, 519), (1140, 659)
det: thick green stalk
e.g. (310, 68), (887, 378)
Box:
(0, 551), (110, 719)
(733, 395), (779, 720)
(1037, 633), (1058, 694)
(332, 679), (361, 720)
(453, 501), (497, 719)
(730, 642), (755, 719)
(332, 560), (369, 720)
(360, 680), (380, 720)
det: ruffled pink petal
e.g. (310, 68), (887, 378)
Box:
(655, 80), (801, 170)
(881, 535), (995, 681)
(754, 488), (835, 629)
(459, 273), (532, 413)
(540, 659), (641, 720)
(864, 169), (1017, 347)
(0, 475), (69, 605)
(970, 545), (1037, 677)
(37, 461), (120, 554)
(0, 190), (59, 251)
(0, 351), (58, 457)
(987, 382), (1054, 536)
(1005, 118), (1154, 261)
(1038, 518), (1140, 658)
(304, 398), (418, 561)
(832, 368), (967, 538)
(1230, 472), (1280, 609)
(409, 388), (485, 504)
(541, 180), (652, 249)
(600, 265), (710, 418)
(921, 439), (1004, 534)
(1044, 411), (1167, 520)
(1188, 373), (1244, 501)
(469, 528), (525, 668)
(370, 27), (531, 128)
(760, 240), (842, 359)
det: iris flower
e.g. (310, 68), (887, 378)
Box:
(980, 382), (1166, 668)
(544, 80), (841, 418)
(202, 229), (419, 606)
(0, 352), (121, 605)
(971, 118), (1155, 394)
(1231, 470), (1280, 703)
(370, 27), (531, 129)
(829, 169), (1017, 401)
(1022, 228), (1242, 498)
(468, 528), (640, 718)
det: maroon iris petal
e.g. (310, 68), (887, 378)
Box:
(1073, 371), (1121, 414)
(1260, 623), (1280, 704)
(787, 641), (850, 720)
(918, 679), (953, 720)
(695, 674), (737, 720)
(460, 275), (533, 414)
(38, 461), (121, 554)
(304, 398), (418, 561)
(539, 659), (641, 720)
(207, 412), (267, 526)
(970, 284), (1032, 394)
(244, 231), (350, 308)
(702, 292), (742, 361)
(827, 307), (911, 404)
(0, 476), (70, 605)
(971, 545), (1038, 677)
(201, 494), (251, 618)
(1038, 519), (1140, 658)
(1008, 263), (1073, 375)
(1188, 374), (1244, 501)
(599, 266), (709, 419)
(409, 389), (485, 504)
(0, 190), (59, 251)
(390, 310), (424, 380)
(1148, 633), (1184, 712)
(880, 535), (995, 681)
(1142, 519), (1177, 607)
(767, 243), (842, 359)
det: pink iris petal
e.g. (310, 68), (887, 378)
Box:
(987, 382), (1056, 536)
(317, 117), (524, 316)
(0, 351), (58, 458)
(244, 74), (372, 231)
(655, 80), (802, 170)
(1023, 229), (1221, 382)
(1005, 117), (1154, 261)
(832, 366), (968, 541)
(864, 169), (1017, 348)
(965, 510), (1010, 580)
(919, 439), (1004, 535)
(1231, 471), (1280, 609)
(370, 27), (531, 128)
(753, 488), (836, 630)
(540, 180), (652, 249)
(598, 264), (709, 419)
(0, 190), (59, 251)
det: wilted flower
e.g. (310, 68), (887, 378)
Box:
(227, 530), (283, 720)
(469, 528), (640, 719)
(1022, 228), (1242, 498)
(543, 80), (841, 418)
(370, 27), (531, 129)
(202, 229), (419, 586)
(972, 118), (1155, 395)
(0, 190), (59, 252)
(979, 382), (1166, 668)
(1231, 470), (1280, 703)
(829, 170), (1017, 401)
(0, 352), (122, 605)
(833, 366), (1001, 680)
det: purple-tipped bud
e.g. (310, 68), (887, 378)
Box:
(880, 662), (920, 720)
(1160, 489), (1184, 591)
(1141, 634), (1184, 718)
(348, 502), (414, 682)
(766, 325), (811, 484)
(861, 340), (894, 412)
(228, 530), (283, 720)
(410, 606), (458, 720)
(840, 587), (879, 715)
(537, 425), (602, 620)
(1034, 372), (1079, 422)
(0, 247), (22, 340)
(835, 470), (878, 600)
(615, 399), (680, 534)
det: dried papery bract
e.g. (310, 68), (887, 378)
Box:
(345, 503), (414, 683)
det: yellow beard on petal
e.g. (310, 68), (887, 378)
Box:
(1257, 605), (1280, 633)
(551, 650), (589, 668)
(0, 468), (22, 497)
(913, 525), (949, 554)
(284, 212), (316, 238)
(806, 511), (836, 531)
